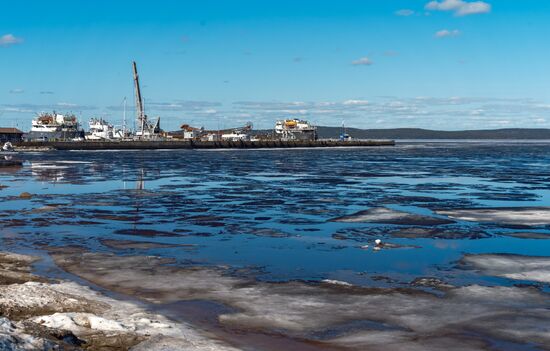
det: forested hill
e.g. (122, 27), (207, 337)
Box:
(316, 127), (550, 140)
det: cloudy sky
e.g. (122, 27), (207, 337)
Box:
(1, 0), (550, 131)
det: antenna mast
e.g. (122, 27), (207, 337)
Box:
(123, 97), (127, 137)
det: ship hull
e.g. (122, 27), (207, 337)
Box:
(25, 130), (85, 141)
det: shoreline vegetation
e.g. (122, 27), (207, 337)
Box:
(315, 127), (550, 140)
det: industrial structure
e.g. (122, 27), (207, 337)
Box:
(0, 128), (24, 143)
(176, 122), (254, 142)
(274, 119), (317, 141)
(132, 61), (161, 138)
(85, 118), (125, 140)
(12, 61), (378, 147)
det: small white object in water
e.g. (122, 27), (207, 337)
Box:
(360, 245), (369, 249)
(321, 279), (353, 287)
(373, 246), (381, 251)
(375, 239), (382, 246)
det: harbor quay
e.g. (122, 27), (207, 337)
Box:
(15, 139), (395, 150)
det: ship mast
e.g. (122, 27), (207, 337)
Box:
(132, 61), (146, 137)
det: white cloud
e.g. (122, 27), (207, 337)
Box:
(395, 9), (415, 16)
(435, 29), (461, 38)
(0, 34), (23, 46)
(425, 0), (491, 16)
(351, 57), (373, 66)
(56, 102), (78, 107)
(343, 100), (369, 106)
(4, 96), (549, 131)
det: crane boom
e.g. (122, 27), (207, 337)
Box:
(132, 61), (146, 135)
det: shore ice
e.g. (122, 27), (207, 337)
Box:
(437, 207), (550, 226)
(0, 252), (241, 351)
(331, 207), (453, 226)
(51, 252), (550, 350)
(462, 253), (550, 284)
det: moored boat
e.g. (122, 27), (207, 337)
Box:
(85, 118), (124, 140)
(25, 112), (85, 141)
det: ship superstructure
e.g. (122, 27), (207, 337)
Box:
(85, 118), (124, 140)
(221, 129), (251, 141)
(274, 118), (317, 141)
(176, 122), (253, 141)
(27, 112), (84, 141)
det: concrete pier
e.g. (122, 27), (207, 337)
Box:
(16, 139), (395, 150)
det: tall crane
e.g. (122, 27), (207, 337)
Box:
(132, 61), (160, 138)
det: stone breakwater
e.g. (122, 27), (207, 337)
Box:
(16, 139), (395, 150)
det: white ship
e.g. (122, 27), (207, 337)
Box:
(221, 122), (253, 141)
(85, 118), (124, 140)
(221, 129), (250, 141)
(274, 118), (317, 141)
(27, 112), (84, 141)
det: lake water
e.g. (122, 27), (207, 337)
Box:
(2, 143), (550, 285)
(1, 143), (550, 349)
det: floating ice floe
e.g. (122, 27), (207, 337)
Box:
(461, 254), (550, 284)
(331, 207), (453, 226)
(437, 207), (550, 226)
(389, 227), (490, 240)
(321, 279), (353, 287)
(29, 162), (70, 170)
(498, 232), (550, 239)
(50, 252), (550, 350)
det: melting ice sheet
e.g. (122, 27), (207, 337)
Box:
(1, 143), (550, 349)
(50, 252), (550, 351)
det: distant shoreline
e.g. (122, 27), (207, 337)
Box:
(315, 127), (550, 140)
(395, 139), (550, 143)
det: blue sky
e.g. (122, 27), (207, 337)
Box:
(1, 0), (550, 131)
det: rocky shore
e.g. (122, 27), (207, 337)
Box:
(0, 252), (240, 351)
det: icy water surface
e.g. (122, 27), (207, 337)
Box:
(1, 143), (550, 286)
(1, 143), (550, 349)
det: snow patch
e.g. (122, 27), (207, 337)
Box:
(462, 254), (550, 284)
(331, 207), (453, 226)
(437, 207), (550, 226)
(52, 252), (550, 349)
